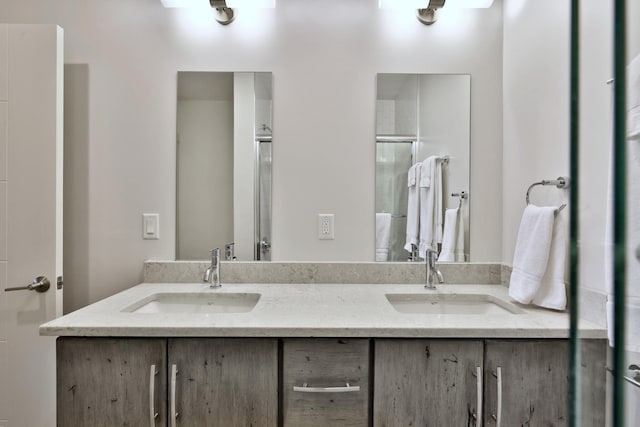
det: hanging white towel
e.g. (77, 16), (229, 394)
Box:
(438, 208), (459, 262)
(376, 213), (392, 262)
(606, 53), (640, 349)
(418, 156), (443, 258)
(607, 297), (640, 352)
(508, 205), (556, 304)
(531, 214), (567, 310)
(404, 163), (422, 252)
(454, 207), (465, 262)
(628, 53), (640, 139)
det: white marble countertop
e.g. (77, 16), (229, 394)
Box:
(40, 283), (607, 339)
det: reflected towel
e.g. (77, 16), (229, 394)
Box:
(404, 163), (422, 252)
(376, 213), (392, 262)
(508, 205), (556, 304)
(439, 208), (459, 262)
(418, 156), (443, 258)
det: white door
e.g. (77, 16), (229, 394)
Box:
(0, 24), (64, 427)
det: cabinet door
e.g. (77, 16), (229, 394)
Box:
(57, 337), (167, 427)
(282, 338), (370, 427)
(168, 338), (278, 427)
(484, 340), (568, 426)
(374, 339), (484, 426)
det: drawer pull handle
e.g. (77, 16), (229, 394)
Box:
(149, 365), (159, 426)
(170, 364), (179, 427)
(293, 382), (360, 393)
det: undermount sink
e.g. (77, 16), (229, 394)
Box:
(122, 292), (261, 314)
(385, 293), (525, 315)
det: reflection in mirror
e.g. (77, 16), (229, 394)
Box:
(176, 71), (272, 261)
(375, 74), (470, 263)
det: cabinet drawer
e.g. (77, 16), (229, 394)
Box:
(282, 338), (370, 427)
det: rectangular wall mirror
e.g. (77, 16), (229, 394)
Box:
(375, 73), (470, 263)
(176, 71), (272, 261)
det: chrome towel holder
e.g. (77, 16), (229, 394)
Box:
(525, 177), (570, 212)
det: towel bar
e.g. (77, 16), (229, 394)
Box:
(525, 177), (569, 211)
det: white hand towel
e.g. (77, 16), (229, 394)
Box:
(438, 208), (459, 262)
(418, 157), (443, 258)
(628, 53), (640, 139)
(404, 163), (422, 252)
(508, 205), (556, 304)
(419, 156), (432, 188)
(531, 215), (567, 310)
(376, 213), (392, 262)
(454, 208), (465, 262)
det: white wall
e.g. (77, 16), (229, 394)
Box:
(502, 0), (571, 266)
(0, 0), (504, 309)
(177, 99), (234, 260)
(418, 74), (471, 259)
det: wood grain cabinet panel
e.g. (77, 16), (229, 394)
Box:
(168, 338), (278, 427)
(57, 337), (167, 427)
(373, 339), (484, 426)
(282, 338), (370, 427)
(483, 340), (568, 426)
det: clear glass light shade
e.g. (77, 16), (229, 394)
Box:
(378, 0), (493, 8)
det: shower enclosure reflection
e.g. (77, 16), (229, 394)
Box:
(176, 71), (272, 261)
(375, 73), (470, 262)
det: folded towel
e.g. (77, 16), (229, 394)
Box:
(628, 53), (640, 139)
(419, 156), (432, 188)
(404, 163), (422, 252)
(438, 208), (459, 262)
(418, 157), (443, 258)
(531, 214), (567, 310)
(508, 205), (557, 304)
(376, 213), (392, 261)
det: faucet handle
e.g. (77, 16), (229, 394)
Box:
(210, 248), (220, 263)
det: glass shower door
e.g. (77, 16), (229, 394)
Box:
(375, 140), (414, 261)
(257, 139), (272, 261)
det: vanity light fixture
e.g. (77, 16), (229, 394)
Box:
(378, 0), (494, 25)
(160, 0), (275, 25)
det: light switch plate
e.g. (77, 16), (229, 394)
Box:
(143, 213), (160, 240)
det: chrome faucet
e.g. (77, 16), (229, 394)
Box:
(203, 248), (221, 288)
(425, 248), (444, 289)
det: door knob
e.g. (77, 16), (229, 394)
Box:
(4, 276), (51, 293)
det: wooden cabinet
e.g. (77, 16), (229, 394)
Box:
(57, 338), (168, 427)
(282, 338), (370, 427)
(168, 338), (278, 426)
(57, 337), (278, 427)
(483, 340), (568, 426)
(58, 337), (605, 427)
(374, 339), (605, 427)
(374, 339), (484, 426)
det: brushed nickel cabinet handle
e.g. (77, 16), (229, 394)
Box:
(149, 365), (159, 426)
(170, 364), (179, 427)
(292, 382), (360, 393)
(491, 367), (503, 427)
(475, 366), (483, 427)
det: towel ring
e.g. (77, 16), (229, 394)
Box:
(525, 177), (569, 212)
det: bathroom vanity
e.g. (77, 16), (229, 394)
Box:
(41, 282), (607, 427)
